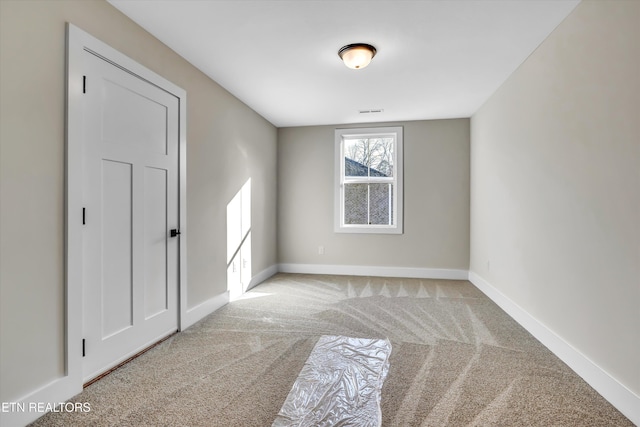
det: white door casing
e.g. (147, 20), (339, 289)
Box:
(2, 22), (187, 427)
(67, 24), (188, 385)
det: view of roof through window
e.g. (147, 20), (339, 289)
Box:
(344, 138), (394, 178)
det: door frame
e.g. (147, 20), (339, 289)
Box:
(66, 23), (188, 388)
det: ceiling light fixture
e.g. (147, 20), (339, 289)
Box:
(338, 43), (377, 70)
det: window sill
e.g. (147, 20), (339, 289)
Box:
(334, 225), (403, 235)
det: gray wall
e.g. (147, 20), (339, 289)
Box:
(470, 0), (639, 395)
(0, 0), (277, 402)
(278, 119), (470, 270)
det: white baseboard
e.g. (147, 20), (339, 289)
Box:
(246, 264), (279, 291)
(173, 263), (281, 331)
(2, 270), (274, 427)
(278, 263), (469, 280)
(180, 291), (229, 330)
(0, 375), (82, 427)
(3, 292), (232, 427)
(468, 271), (639, 426)
(10, 269), (635, 427)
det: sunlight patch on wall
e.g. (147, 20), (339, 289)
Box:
(227, 178), (252, 301)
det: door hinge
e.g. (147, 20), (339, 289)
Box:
(82, 207), (86, 225)
(82, 76), (86, 94)
(82, 339), (86, 357)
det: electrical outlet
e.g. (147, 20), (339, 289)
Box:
(318, 245), (325, 255)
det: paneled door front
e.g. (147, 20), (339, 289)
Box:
(81, 50), (179, 382)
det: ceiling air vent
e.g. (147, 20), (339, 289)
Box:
(359, 109), (384, 114)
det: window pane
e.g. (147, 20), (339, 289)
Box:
(368, 138), (394, 177)
(344, 138), (369, 177)
(369, 183), (392, 225)
(344, 184), (368, 224)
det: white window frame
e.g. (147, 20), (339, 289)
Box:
(334, 126), (403, 234)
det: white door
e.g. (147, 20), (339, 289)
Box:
(82, 51), (179, 381)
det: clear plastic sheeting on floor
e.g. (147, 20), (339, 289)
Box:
(272, 335), (392, 427)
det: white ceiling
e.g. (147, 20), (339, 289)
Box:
(108, 0), (580, 128)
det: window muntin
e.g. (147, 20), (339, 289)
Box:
(335, 127), (403, 234)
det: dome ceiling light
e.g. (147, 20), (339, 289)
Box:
(338, 43), (377, 70)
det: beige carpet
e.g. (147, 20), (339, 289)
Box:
(31, 273), (633, 426)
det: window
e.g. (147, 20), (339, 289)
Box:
(335, 126), (403, 234)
